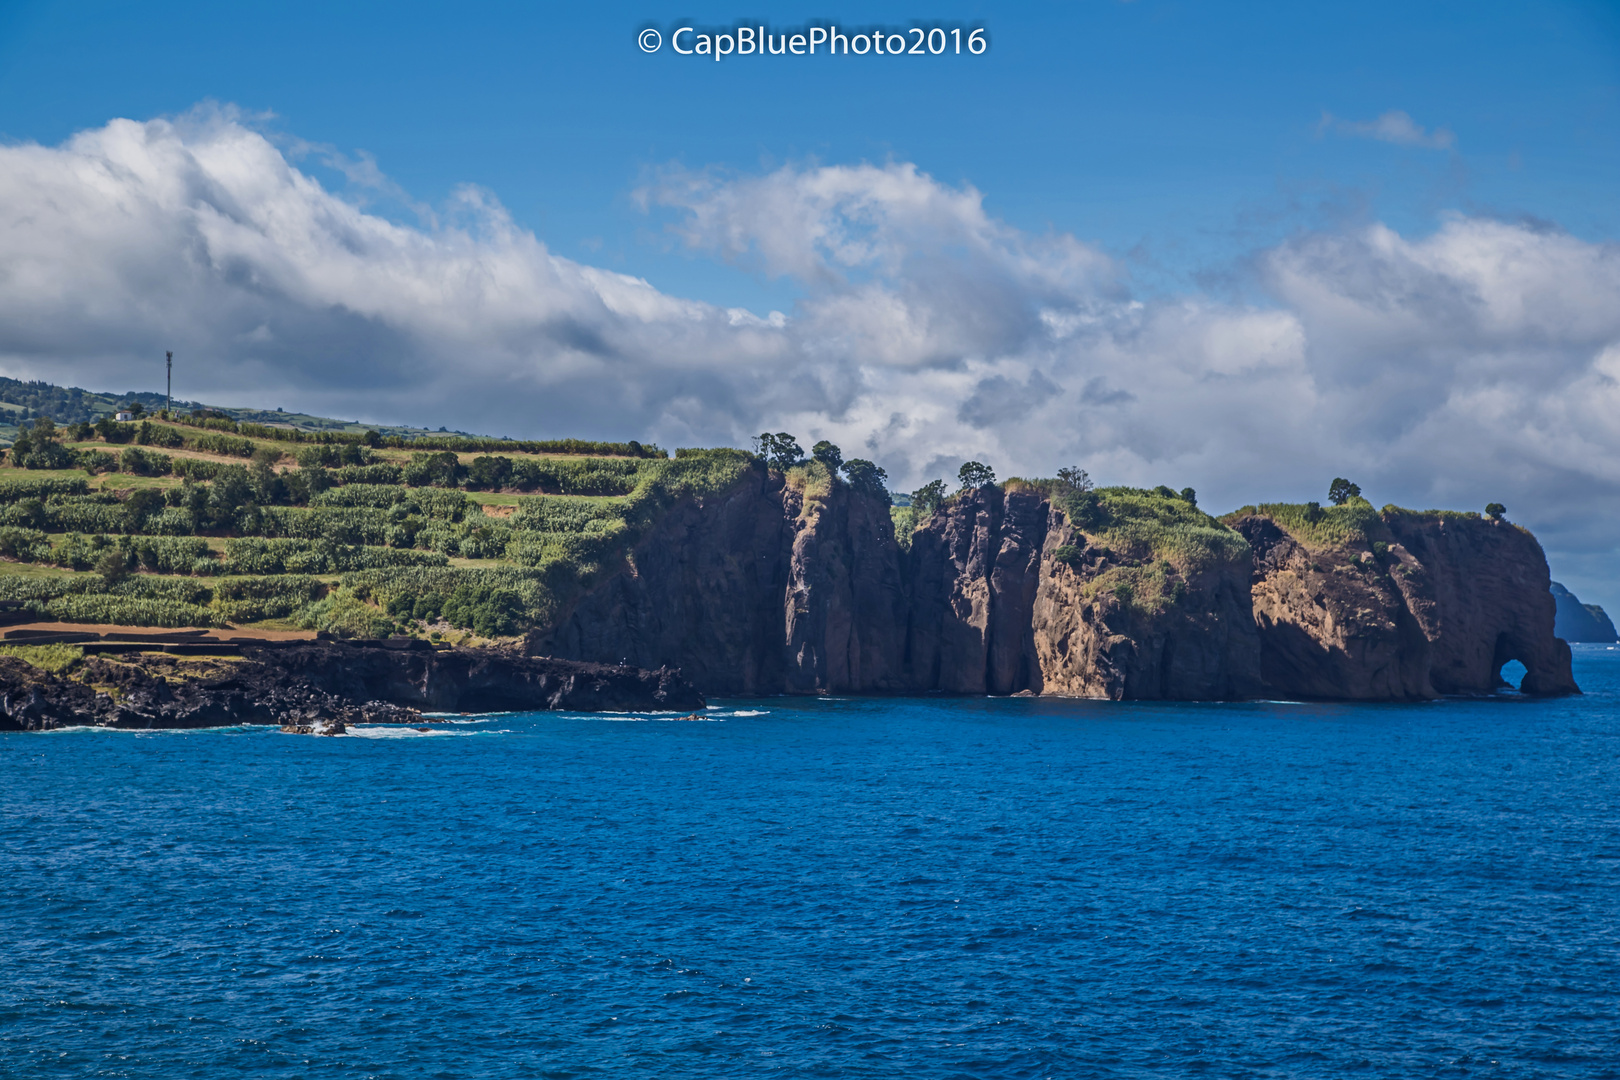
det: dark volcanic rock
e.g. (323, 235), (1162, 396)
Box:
(253, 642), (704, 715)
(0, 644), (704, 732)
(528, 468), (1575, 702)
(537, 472), (1262, 700)
(902, 487), (1049, 694)
(532, 468), (911, 695)
(1383, 512), (1577, 696)
(532, 469), (799, 695)
(1033, 509), (1262, 701)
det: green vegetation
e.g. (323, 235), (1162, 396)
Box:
(1486, 502), (1506, 521)
(785, 460), (836, 519)
(957, 461), (996, 489)
(754, 432), (804, 472)
(1222, 496), (1382, 550)
(1048, 544), (1084, 567)
(0, 430), (755, 635)
(0, 643), (84, 673)
(1079, 487), (1250, 573)
(811, 440), (842, 471)
(1328, 477), (1362, 506)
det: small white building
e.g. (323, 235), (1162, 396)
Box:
(115, 411), (136, 422)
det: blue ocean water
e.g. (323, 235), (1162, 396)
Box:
(3, 648), (1618, 1079)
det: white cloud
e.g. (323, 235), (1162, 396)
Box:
(1319, 109), (1457, 149)
(1, 108), (1618, 601)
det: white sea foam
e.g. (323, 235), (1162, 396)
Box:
(348, 726), (511, 739)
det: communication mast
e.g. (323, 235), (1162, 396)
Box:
(166, 351), (173, 417)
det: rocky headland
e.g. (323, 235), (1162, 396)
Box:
(0, 464), (1582, 727)
(531, 465), (1578, 701)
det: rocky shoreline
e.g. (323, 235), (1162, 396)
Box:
(0, 472), (1584, 730)
(0, 638), (705, 732)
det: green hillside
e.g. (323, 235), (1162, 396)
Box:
(0, 403), (748, 640)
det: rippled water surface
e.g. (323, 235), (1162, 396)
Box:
(3, 646), (1619, 1078)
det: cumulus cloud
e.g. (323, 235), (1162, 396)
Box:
(1, 108), (1618, 597)
(1319, 109), (1456, 149)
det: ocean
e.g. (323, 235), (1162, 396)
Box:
(3, 646), (1617, 1079)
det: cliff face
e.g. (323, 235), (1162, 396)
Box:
(900, 487), (1049, 694)
(537, 472), (1262, 700)
(533, 469), (799, 695)
(1234, 515), (1433, 699)
(1234, 510), (1578, 699)
(1382, 512), (1577, 696)
(531, 469), (912, 695)
(531, 467), (1577, 701)
(1030, 512), (1262, 701)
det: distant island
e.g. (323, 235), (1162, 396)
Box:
(0, 379), (1583, 729)
(1551, 582), (1618, 643)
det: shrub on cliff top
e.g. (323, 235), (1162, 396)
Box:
(1077, 487), (1249, 573)
(1222, 497), (1381, 550)
(910, 480), (946, 516)
(754, 433), (804, 472)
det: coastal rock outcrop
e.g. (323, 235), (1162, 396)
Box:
(0, 643), (704, 732)
(1235, 508), (1578, 699)
(531, 468), (912, 695)
(901, 487), (1049, 694)
(1030, 510), (1262, 700)
(531, 466), (1578, 702)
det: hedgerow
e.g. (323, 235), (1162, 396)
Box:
(212, 574), (327, 622)
(0, 476), (90, 501)
(222, 537), (447, 575)
(0, 526), (50, 560)
(38, 593), (222, 628)
(333, 464), (403, 486)
(259, 506), (392, 546)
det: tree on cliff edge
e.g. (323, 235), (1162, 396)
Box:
(841, 458), (887, 495)
(1329, 477), (1362, 506)
(811, 440), (843, 471)
(958, 461), (996, 489)
(753, 433), (803, 472)
(911, 479), (946, 515)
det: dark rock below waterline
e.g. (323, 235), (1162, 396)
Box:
(0, 643), (704, 732)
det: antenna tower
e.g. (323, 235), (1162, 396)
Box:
(166, 351), (173, 417)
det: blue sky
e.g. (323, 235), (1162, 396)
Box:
(0, 0), (1618, 603)
(2, 0), (1615, 308)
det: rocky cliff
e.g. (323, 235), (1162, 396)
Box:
(532, 466), (1578, 702)
(1232, 504), (1578, 699)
